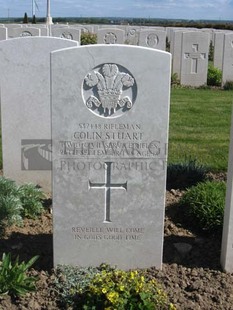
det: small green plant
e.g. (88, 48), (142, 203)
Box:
(54, 265), (99, 307)
(223, 80), (233, 90)
(81, 32), (97, 45)
(0, 195), (23, 228)
(17, 184), (45, 219)
(208, 41), (214, 61)
(0, 177), (18, 197)
(54, 264), (175, 310)
(167, 158), (207, 189)
(179, 180), (226, 232)
(0, 253), (38, 297)
(75, 268), (175, 309)
(171, 72), (180, 86)
(207, 65), (222, 87)
(0, 177), (45, 231)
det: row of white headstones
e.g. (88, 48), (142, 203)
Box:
(1, 24), (233, 86)
(0, 36), (232, 271)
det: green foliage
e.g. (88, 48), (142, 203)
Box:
(167, 158), (207, 189)
(0, 195), (23, 228)
(0, 253), (38, 297)
(179, 181), (226, 232)
(0, 177), (45, 231)
(171, 72), (180, 86)
(54, 264), (175, 310)
(81, 32), (97, 45)
(17, 184), (45, 219)
(207, 65), (222, 86)
(223, 80), (233, 90)
(54, 265), (99, 307)
(208, 42), (214, 61)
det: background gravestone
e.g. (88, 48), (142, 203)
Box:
(97, 28), (125, 44)
(51, 45), (171, 269)
(138, 30), (166, 50)
(0, 37), (78, 191)
(52, 27), (81, 42)
(180, 31), (209, 87)
(222, 33), (233, 85)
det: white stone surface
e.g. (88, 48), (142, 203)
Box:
(180, 31), (209, 87)
(10, 27), (41, 38)
(138, 30), (166, 50)
(221, 110), (233, 272)
(0, 37), (78, 191)
(51, 44), (171, 269)
(0, 27), (7, 40)
(222, 33), (233, 85)
(52, 27), (81, 42)
(97, 28), (125, 44)
(214, 32), (225, 70)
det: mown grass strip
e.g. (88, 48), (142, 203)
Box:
(169, 88), (233, 171)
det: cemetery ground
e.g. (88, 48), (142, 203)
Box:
(1, 87), (233, 309)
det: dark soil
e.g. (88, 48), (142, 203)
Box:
(0, 179), (233, 310)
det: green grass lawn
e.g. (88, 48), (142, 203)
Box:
(169, 87), (233, 171)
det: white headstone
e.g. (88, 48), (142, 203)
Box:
(222, 33), (233, 86)
(52, 27), (81, 42)
(125, 26), (140, 45)
(214, 32), (225, 70)
(10, 27), (41, 38)
(180, 31), (209, 87)
(0, 27), (7, 40)
(51, 45), (171, 269)
(0, 37), (78, 191)
(138, 30), (166, 50)
(97, 28), (125, 44)
(221, 110), (233, 272)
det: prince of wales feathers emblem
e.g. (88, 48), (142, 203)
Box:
(84, 64), (135, 116)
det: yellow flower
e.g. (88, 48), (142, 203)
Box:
(102, 287), (108, 294)
(119, 285), (125, 291)
(140, 276), (145, 282)
(106, 291), (119, 304)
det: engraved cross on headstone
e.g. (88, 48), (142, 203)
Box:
(89, 162), (127, 223)
(184, 44), (206, 73)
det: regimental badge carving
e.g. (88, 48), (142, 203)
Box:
(83, 63), (137, 118)
(20, 31), (32, 37)
(61, 32), (73, 40)
(146, 34), (158, 47)
(104, 32), (117, 44)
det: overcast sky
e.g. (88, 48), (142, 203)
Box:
(2, 0), (233, 20)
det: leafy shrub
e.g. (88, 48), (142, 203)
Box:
(0, 177), (18, 197)
(54, 264), (175, 310)
(208, 41), (214, 61)
(54, 265), (99, 307)
(207, 65), (222, 87)
(81, 32), (97, 45)
(17, 184), (45, 219)
(223, 80), (233, 90)
(0, 195), (23, 228)
(179, 181), (226, 232)
(167, 158), (207, 189)
(0, 177), (45, 231)
(0, 253), (38, 297)
(171, 72), (180, 86)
